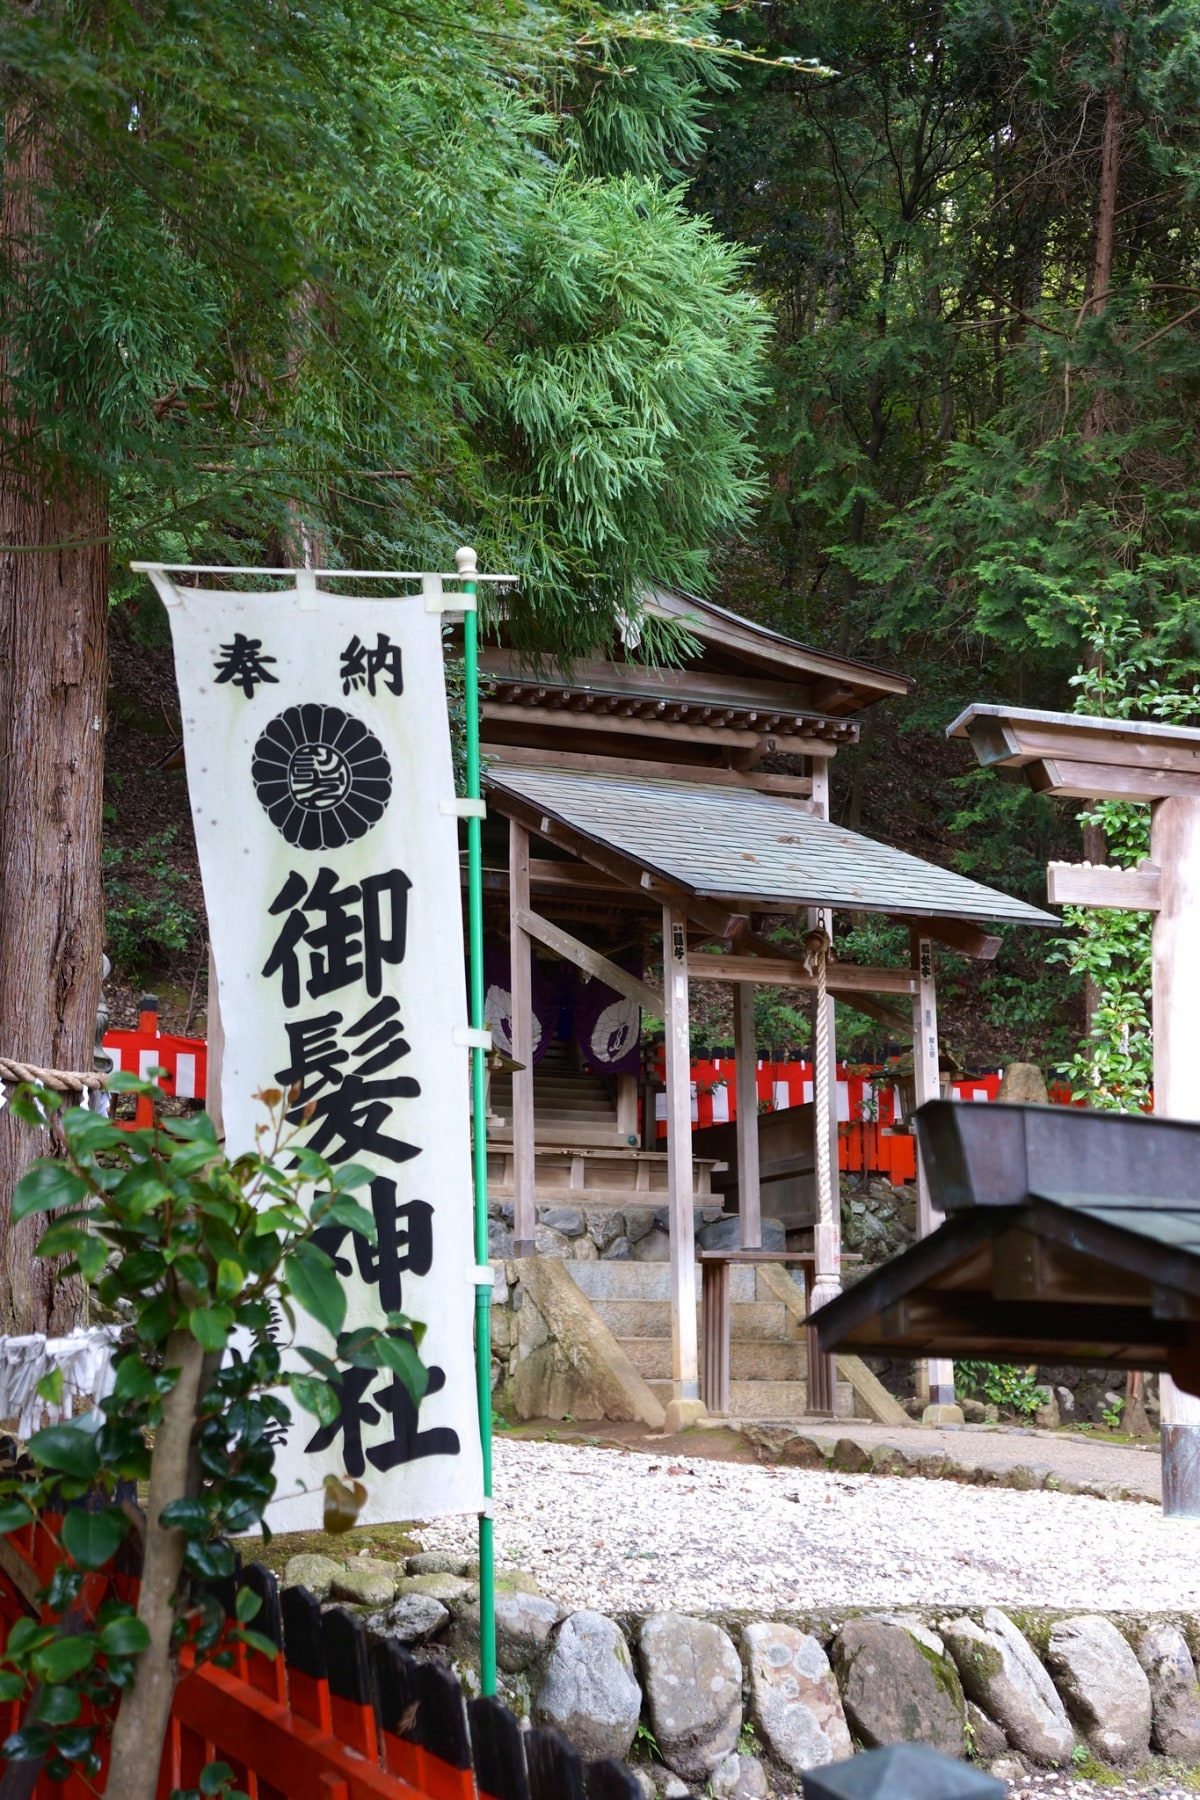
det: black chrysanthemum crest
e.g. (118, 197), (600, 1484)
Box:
(251, 704), (392, 850)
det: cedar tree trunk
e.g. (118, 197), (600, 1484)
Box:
(0, 102), (107, 1333)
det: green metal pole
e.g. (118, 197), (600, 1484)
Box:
(462, 558), (496, 1696)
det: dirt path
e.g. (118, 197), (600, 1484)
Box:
(499, 1416), (1165, 1501)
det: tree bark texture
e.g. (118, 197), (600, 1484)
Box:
(0, 102), (107, 1332)
(105, 1335), (215, 1800)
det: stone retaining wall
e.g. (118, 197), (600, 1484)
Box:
(284, 1549), (1200, 1799)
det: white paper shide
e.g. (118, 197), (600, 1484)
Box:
(157, 576), (482, 1527)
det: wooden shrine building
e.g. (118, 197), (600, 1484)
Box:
(474, 590), (1055, 1429)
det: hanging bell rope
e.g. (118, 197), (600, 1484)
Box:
(803, 926), (841, 1313)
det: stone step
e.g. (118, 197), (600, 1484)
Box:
(568, 1261), (761, 1304)
(645, 1378), (856, 1420)
(622, 1337), (808, 1381)
(593, 1299), (791, 1342)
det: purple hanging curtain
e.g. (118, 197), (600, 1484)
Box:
(483, 942), (556, 1064)
(574, 949), (643, 1075)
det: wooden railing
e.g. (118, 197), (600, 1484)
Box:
(0, 1518), (641, 1799)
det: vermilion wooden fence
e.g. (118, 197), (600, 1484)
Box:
(0, 1518), (640, 1800)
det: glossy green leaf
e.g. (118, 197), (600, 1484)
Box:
(234, 1587), (262, 1623)
(311, 1195), (375, 1240)
(373, 1333), (430, 1403)
(27, 1426), (101, 1480)
(329, 1162), (374, 1191)
(98, 1615), (150, 1657)
(35, 1684), (81, 1724)
(286, 1242), (345, 1339)
(75, 1234), (109, 1281)
(111, 1166), (172, 1221)
(0, 1673), (25, 1703)
(30, 1634), (96, 1682)
(215, 1258), (244, 1302)
(7, 1085), (61, 1124)
(289, 1374), (340, 1425)
(0, 1498), (35, 1534)
(188, 1305), (233, 1352)
(158, 1498), (209, 1532)
(61, 1507), (128, 1570)
(36, 1367), (64, 1408)
(12, 1165), (89, 1222)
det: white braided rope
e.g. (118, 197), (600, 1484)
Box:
(813, 946), (832, 1229)
(0, 1059), (105, 1094)
(810, 932), (841, 1311)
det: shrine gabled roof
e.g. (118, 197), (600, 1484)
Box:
(484, 766), (1056, 925)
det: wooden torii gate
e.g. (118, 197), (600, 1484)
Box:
(949, 703), (1200, 1514)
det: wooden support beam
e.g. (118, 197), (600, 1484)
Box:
(889, 915), (1002, 961)
(1027, 757), (1200, 803)
(509, 823), (536, 1257)
(687, 952), (919, 996)
(910, 927), (954, 1409)
(1152, 800), (1200, 1460)
(663, 905), (701, 1423)
(734, 984), (761, 1250)
(483, 702), (795, 759)
(485, 742), (822, 788)
(1047, 860), (1162, 911)
(514, 906), (661, 1014)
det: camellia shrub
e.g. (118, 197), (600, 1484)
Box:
(0, 1074), (426, 1800)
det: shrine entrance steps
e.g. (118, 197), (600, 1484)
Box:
(564, 1260), (855, 1421)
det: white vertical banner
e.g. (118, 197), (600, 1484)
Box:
(155, 575), (483, 1528)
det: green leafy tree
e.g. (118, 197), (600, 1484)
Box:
(0, 0), (768, 1329)
(694, 0), (1200, 1063)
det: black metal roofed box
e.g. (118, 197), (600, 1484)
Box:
(918, 1097), (1200, 1212)
(808, 1101), (1200, 1392)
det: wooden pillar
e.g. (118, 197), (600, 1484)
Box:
(663, 904), (703, 1430)
(206, 945), (224, 1142)
(734, 983), (761, 1250)
(808, 760), (840, 1196)
(910, 928), (957, 1413)
(509, 822), (536, 1257)
(1152, 797), (1200, 1513)
(807, 756), (840, 1414)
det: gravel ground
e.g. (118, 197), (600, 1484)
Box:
(418, 1438), (1200, 1614)
(1012, 1774), (1199, 1800)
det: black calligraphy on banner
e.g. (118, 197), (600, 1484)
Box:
(263, 867), (412, 1004)
(305, 1183), (455, 1471)
(213, 634), (279, 697)
(275, 998), (421, 1165)
(340, 633), (403, 698)
(305, 1333), (459, 1476)
(311, 1179), (432, 1315)
(262, 849), (458, 1469)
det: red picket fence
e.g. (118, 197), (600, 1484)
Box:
(0, 1516), (640, 1800)
(650, 1057), (1012, 1185)
(103, 1000), (208, 1129)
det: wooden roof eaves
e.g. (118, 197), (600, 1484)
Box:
(812, 1195), (1200, 1367)
(480, 676), (859, 739)
(642, 586), (912, 704)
